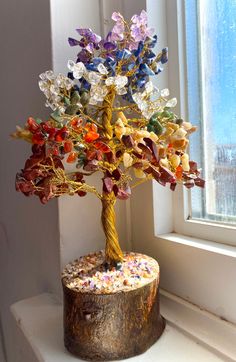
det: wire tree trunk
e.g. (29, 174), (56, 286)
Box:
(102, 89), (115, 139)
(101, 89), (123, 264)
(101, 192), (123, 264)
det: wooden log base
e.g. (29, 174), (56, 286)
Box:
(62, 251), (165, 361)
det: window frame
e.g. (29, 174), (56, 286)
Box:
(126, 0), (236, 325)
(165, 0), (236, 247)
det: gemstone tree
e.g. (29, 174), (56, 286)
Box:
(13, 10), (204, 265)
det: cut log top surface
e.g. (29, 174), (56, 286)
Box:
(62, 251), (159, 294)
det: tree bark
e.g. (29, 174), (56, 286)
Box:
(101, 193), (123, 264)
(62, 271), (165, 361)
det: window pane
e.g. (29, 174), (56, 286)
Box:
(185, 0), (236, 224)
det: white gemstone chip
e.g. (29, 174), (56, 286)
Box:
(161, 88), (170, 97)
(67, 60), (75, 71)
(97, 63), (108, 75)
(166, 97), (177, 108)
(115, 75), (128, 88)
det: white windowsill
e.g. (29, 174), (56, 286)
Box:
(11, 292), (236, 362)
(159, 233), (236, 258)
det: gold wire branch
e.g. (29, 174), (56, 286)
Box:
(112, 104), (138, 112)
(79, 110), (103, 128)
(36, 158), (102, 199)
(128, 118), (147, 125)
(131, 174), (153, 189)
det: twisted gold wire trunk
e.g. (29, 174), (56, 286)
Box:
(101, 193), (124, 264)
(102, 89), (115, 139)
(101, 90), (123, 263)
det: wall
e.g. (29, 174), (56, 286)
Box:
(0, 0), (61, 361)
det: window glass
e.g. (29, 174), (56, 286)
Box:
(185, 0), (236, 224)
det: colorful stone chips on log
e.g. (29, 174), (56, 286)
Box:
(62, 251), (159, 294)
